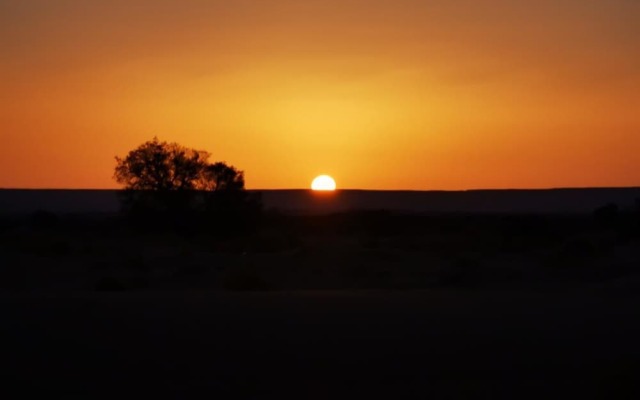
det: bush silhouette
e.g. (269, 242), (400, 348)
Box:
(201, 162), (245, 192)
(114, 137), (261, 232)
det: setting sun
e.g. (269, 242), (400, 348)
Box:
(311, 175), (336, 191)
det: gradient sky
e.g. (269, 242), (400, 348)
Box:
(1, 0), (639, 189)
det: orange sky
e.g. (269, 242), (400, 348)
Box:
(1, 0), (639, 189)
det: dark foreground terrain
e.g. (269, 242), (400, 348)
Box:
(2, 187), (640, 215)
(1, 209), (640, 397)
(2, 290), (640, 398)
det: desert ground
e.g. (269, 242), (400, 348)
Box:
(1, 190), (640, 397)
(3, 290), (640, 398)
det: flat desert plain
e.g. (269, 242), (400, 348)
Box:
(3, 289), (640, 398)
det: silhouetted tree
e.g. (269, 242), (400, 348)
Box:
(201, 162), (245, 192)
(114, 137), (209, 191)
(114, 138), (261, 232)
(200, 162), (263, 234)
(114, 138), (209, 216)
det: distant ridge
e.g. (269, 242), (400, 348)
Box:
(1, 188), (639, 216)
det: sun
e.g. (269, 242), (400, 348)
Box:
(311, 175), (336, 191)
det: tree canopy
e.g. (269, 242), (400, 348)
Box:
(114, 137), (243, 192)
(114, 138), (259, 230)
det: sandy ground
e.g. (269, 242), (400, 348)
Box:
(2, 289), (640, 398)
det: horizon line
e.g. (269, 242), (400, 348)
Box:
(1, 186), (639, 192)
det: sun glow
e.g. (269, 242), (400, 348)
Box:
(311, 175), (336, 191)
